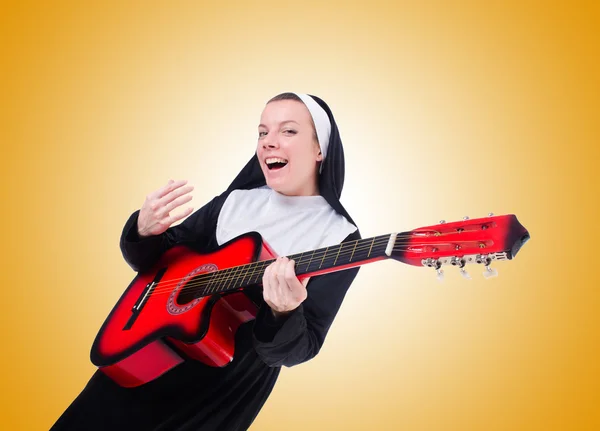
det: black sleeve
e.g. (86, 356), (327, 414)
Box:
(119, 192), (228, 273)
(252, 230), (361, 368)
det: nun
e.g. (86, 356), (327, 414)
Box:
(51, 92), (362, 431)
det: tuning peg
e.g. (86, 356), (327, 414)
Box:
(460, 268), (472, 280)
(439, 220), (446, 224)
(463, 216), (470, 220)
(488, 212), (494, 217)
(436, 268), (445, 282)
(483, 265), (498, 279)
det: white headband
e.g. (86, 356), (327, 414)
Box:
(293, 93), (331, 173)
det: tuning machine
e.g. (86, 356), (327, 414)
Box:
(424, 253), (504, 281)
(475, 254), (499, 279)
(437, 268), (444, 282)
(483, 265), (499, 279)
(423, 258), (445, 282)
(450, 256), (472, 280)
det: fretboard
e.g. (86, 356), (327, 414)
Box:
(200, 233), (395, 296)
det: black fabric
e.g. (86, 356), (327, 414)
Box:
(51, 94), (361, 431)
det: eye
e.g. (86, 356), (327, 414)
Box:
(258, 131), (267, 138)
(283, 129), (297, 135)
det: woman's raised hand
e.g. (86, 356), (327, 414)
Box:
(137, 179), (194, 238)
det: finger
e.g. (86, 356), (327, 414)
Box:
(164, 206), (194, 226)
(264, 263), (282, 309)
(160, 184), (195, 207)
(159, 193), (193, 218)
(154, 179), (188, 199)
(269, 258), (281, 286)
(283, 259), (297, 289)
(285, 261), (308, 302)
(263, 262), (275, 283)
(283, 260), (301, 289)
(262, 265), (272, 303)
(270, 258), (287, 306)
(275, 257), (289, 287)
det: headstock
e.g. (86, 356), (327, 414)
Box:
(390, 213), (530, 281)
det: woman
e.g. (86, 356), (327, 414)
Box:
(51, 92), (362, 430)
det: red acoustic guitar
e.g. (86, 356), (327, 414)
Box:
(91, 213), (530, 387)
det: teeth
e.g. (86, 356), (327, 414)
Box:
(266, 157), (288, 165)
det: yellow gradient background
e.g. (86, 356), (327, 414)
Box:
(1, 1), (598, 430)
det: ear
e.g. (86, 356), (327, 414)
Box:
(316, 149), (323, 162)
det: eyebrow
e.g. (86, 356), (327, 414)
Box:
(258, 120), (300, 128)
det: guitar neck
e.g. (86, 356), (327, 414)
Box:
(210, 233), (400, 295)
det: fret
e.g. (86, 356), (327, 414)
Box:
(226, 265), (241, 292)
(245, 261), (258, 286)
(213, 268), (228, 293)
(220, 267), (231, 293)
(296, 252), (304, 274)
(205, 272), (215, 294)
(333, 243), (343, 266)
(214, 268), (231, 293)
(319, 247), (329, 269)
(246, 262), (258, 285)
(367, 237), (375, 258)
(297, 251), (304, 264)
(306, 249), (316, 272)
(350, 239), (358, 262)
(238, 262), (250, 288)
(250, 260), (268, 285)
(207, 270), (218, 293)
(256, 261), (268, 284)
(234, 264), (244, 289)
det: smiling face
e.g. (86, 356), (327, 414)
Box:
(256, 99), (323, 196)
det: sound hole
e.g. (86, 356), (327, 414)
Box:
(166, 263), (218, 316)
(176, 274), (209, 305)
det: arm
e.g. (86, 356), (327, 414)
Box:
(252, 231), (361, 368)
(119, 192), (227, 273)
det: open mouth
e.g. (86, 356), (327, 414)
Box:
(265, 157), (288, 171)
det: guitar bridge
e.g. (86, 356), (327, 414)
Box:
(123, 268), (167, 330)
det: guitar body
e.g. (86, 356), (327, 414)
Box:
(90, 232), (278, 388)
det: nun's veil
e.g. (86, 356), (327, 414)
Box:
(225, 94), (359, 231)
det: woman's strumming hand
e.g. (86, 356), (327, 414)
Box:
(262, 256), (310, 319)
(137, 179), (194, 238)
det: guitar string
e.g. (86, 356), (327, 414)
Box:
(128, 223), (491, 294)
(147, 238), (490, 297)
(140, 235), (394, 293)
(148, 236), (390, 296)
(144, 235), (418, 295)
(140, 228), (483, 294)
(144, 238), (491, 299)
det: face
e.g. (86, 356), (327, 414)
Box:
(257, 99), (323, 196)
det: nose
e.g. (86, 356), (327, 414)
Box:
(262, 132), (279, 149)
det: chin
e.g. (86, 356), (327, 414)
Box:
(264, 178), (293, 195)
(266, 181), (287, 194)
